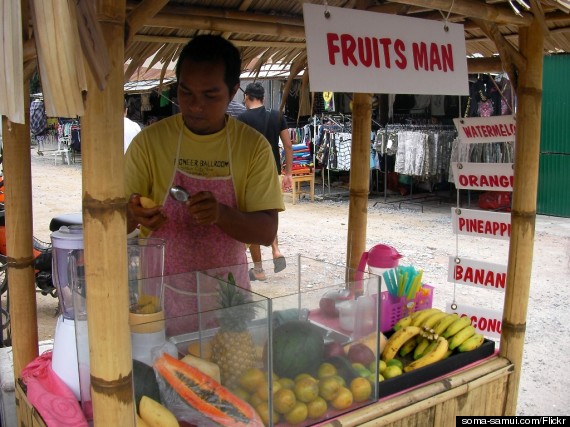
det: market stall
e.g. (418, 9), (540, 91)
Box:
(1, 0), (566, 426)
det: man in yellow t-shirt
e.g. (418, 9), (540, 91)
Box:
(125, 35), (283, 330)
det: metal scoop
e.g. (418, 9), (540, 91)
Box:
(169, 185), (191, 203)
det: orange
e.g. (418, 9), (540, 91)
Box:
(284, 401), (308, 425)
(294, 377), (319, 403)
(255, 379), (282, 402)
(255, 402), (279, 427)
(273, 388), (297, 415)
(249, 393), (264, 408)
(330, 386), (353, 410)
(317, 362), (337, 379)
(239, 367), (266, 393)
(278, 377), (295, 390)
(318, 376), (341, 401)
(350, 377), (372, 402)
(294, 373), (315, 383)
(383, 365), (402, 379)
(306, 396), (328, 419)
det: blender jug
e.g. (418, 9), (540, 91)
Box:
(127, 237), (167, 365)
(49, 225), (84, 400)
(69, 250), (92, 420)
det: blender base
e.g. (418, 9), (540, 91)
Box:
(51, 316), (80, 400)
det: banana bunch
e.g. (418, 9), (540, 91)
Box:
(385, 309), (486, 372)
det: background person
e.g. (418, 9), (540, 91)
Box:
(238, 82), (293, 281)
(226, 98), (246, 117)
(125, 35), (284, 330)
(124, 99), (141, 153)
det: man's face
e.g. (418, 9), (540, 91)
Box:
(177, 59), (233, 135)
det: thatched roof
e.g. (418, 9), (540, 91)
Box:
(123, 0), (570, 82)
(2, 0), (570, 121)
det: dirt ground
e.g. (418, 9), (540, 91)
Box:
(17, 148), (570, 416)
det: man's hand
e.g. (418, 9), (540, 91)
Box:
(282, 173), (293, 192)
(187, 191), (222, 225)
(127, 193), (167, 232)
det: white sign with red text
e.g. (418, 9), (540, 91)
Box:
(451, 208), (511, 241)
(447, 257), (507, 292)
(453, 116), (516, 143)
(446, 303), (502, 340)
(303, 4), (468, 95)
(451, 163), (514, 191)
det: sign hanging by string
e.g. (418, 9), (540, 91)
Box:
(446, 303), (503, 340)
(451, 208), (511, 240)
(447, 257), (507, 292)
(451, 162), (514, 191)
(453, 115), (517, 143)
(303, 4), (469, 95)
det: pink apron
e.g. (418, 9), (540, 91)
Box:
(151, 125), (250, 335)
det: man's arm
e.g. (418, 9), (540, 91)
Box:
(280, 128), (293, 191)
(187, 191), (278, 246)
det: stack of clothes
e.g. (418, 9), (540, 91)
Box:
(291, 143), (313, 175)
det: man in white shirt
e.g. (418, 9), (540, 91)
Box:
(124, 100), (141, 153)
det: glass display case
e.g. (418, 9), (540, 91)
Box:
(129, 256), (381, 427)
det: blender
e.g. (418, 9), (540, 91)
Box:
(127, 237), (166, 365)
(50, 225), (84, 400)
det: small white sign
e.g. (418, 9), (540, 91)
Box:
(451, 162), (514, 191)
(453, 116), (516, 143)
(447, 257), (507, 292)
(446, 302), (503, 340)
(303, 4), (469, 95)
(451, 208), (511, 241)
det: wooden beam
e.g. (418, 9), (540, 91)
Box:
(125, 0), (168, 47)
(133, 34), (305, 48)
(471, 18), (524, 88)
(467, 56), (503, 72)
(75, 0), (110, 91)
(385, 0), (533, 26)
(466, 24), (570, 43)
(530, 0), (552, 37)
(159, 4), (304, 27)
(148, 13), (305, 38)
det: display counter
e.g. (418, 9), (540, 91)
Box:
(15, 356), (512, 427)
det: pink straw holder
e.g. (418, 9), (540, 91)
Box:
(377, 285), (434, 332)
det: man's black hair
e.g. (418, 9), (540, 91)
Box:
(175, 35), (241, 94)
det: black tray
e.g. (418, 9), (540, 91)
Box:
(378, 337), (496, 399)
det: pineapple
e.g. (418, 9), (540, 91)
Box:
(210, 273), (258, 390)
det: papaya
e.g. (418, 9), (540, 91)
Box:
(154, 353), (263, 427)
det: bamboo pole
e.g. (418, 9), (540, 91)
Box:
(3, 116), (39, 380)
(500, 16), (544, 415)
(149, 13), (305, 38)
(82, 0), (134, 425)
(3, 0), (38, 385)
(378, 0), (532, 26)
(346, 93), (372, 279)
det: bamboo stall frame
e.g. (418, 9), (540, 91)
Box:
(0, 1), (554, 425)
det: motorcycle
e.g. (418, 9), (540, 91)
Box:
(0, 175), (58, 347)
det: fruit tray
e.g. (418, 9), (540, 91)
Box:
(168, 315), (352, 357)
(377, 336), (496, 399)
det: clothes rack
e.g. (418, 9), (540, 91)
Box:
(373, 124), (457, 211)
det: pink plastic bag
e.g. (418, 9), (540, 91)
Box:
(20, 350), (88, 427)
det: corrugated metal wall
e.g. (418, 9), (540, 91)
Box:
(538, 54), (570, 217)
